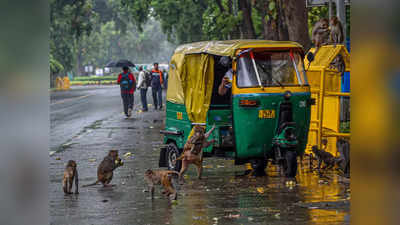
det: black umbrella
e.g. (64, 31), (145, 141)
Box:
(105, 61), (116, 67)
(114, 59), (135, 67)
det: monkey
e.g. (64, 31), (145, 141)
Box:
(82, 150), (124, 187)
(63, 160), (79, 195)
(336, 138), (350, 177)
(311, 145), (338, 174)
(175, 125), (216, 181)
(309, 139), (328, 170)
(144, 169), (180, 200)
(329, 16), (344, 45)
(312, 18), (330, 53)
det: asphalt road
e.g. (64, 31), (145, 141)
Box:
(49, 85), (350, 225)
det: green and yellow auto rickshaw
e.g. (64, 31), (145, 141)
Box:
(158, 40), (312, 177)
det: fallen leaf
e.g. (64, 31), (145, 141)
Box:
(213, 217), (218, 221)
(274, 213), (280, 219)
(192, 216), (201, 220)
(55, 157), (61, 160)
(49, 151), (56, 156)
(217, 165), (224, 168)
(149, 126), (154, 129)
(256, 187), (265, 194)
(203, 165), (213, 169)
(88, 158), (96, 162)
(248, 217), (254, 221)
(123, 152), (132, 157)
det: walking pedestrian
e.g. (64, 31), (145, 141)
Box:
(151, 62), (163, 110)
(117, 66), (136, 118)
(136, 66), (148, 111)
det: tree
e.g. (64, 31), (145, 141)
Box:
(283, 0), (311, 50)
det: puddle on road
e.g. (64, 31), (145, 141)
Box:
(50, 112), (349, 225)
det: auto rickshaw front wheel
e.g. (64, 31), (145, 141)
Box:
(283, 150), (298, 178)
(166, 142), (182, 172)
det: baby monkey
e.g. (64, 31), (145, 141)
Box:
(63, 160), (79, 195)
(144, 169), (179, 200)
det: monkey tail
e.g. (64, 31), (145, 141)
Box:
(167, 171), (180, 177)
(82, 180), (99, 187)
(63, 180), (68, 194)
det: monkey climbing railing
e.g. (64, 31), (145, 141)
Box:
(304, 44), (350, 156)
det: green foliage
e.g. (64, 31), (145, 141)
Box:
(308, 5), (329, 36)
(73, 75), (118, 81)
(50, 54), (64, 74)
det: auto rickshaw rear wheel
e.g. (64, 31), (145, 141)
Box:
(166, 142), (182, 172)
(250, 159), (267, 175)
(283, 150), (297, 178)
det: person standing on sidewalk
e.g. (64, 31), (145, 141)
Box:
(117, 66), (136, 118)
(136, 66), (148, 111)
(151, 62), (163, 110)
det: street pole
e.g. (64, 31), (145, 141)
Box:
(336, 0), (346, 40)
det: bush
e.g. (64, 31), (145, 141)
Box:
(73, 74), (118, 81)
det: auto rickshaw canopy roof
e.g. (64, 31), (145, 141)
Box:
(173, 39), (303, 57)
(166, 40), (304, 124)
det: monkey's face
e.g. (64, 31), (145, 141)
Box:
(145, 169), (153, 177)
(192, 126), (205, 143)
(311, 146), (318, 154)
(67, 160), (77, 168)
(109, 150), (123, 167)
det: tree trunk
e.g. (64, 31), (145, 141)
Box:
(238, 0), (256, 39)
(282, 0), (311, 50)
(256, 0), (288, 41)
(75, 38), (83, 76)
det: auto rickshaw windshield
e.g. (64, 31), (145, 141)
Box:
(236, 50), (308, 88)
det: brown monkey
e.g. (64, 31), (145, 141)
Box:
(312, 18), (330, 53)
(311, 145), (337, 173)
(144, 169), (179, 200)
(82, 150), (124, 187)
(175, 125), (216, 180)
(329, 16), (344, 45)
(63, 160), (79, 194)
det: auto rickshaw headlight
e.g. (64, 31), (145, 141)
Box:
(284, 91), (292, 100)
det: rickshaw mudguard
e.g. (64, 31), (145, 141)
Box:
(231, 91), (311, 159)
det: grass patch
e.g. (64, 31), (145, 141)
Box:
(340, 121), (350, 133)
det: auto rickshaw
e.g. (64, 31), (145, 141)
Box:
(158, 40), (312, 177)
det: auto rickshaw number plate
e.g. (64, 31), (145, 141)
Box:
(258, 109), (275, 119)
(176, 112), (183, 120)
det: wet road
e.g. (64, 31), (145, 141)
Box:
(49, 86), (350, 225)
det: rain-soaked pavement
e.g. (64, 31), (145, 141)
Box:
(49, 86), (350, 225)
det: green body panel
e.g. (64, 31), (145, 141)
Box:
(164, 102), (233, 154)
(164, 91), (311, 160)
(232, 92), (311, 159)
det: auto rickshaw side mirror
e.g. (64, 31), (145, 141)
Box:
(306, 52), (314, 63)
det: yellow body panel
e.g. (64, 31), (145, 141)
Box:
(305, 45), (351, 156)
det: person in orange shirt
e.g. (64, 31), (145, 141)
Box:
(151, 62), (163, 110)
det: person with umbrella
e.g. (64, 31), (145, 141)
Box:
(151, 62), (164, 110)
(117, 66), (136, 118)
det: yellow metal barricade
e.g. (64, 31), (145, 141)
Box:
(63, 76), (70, 90)
(304, 45), (350, 156)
